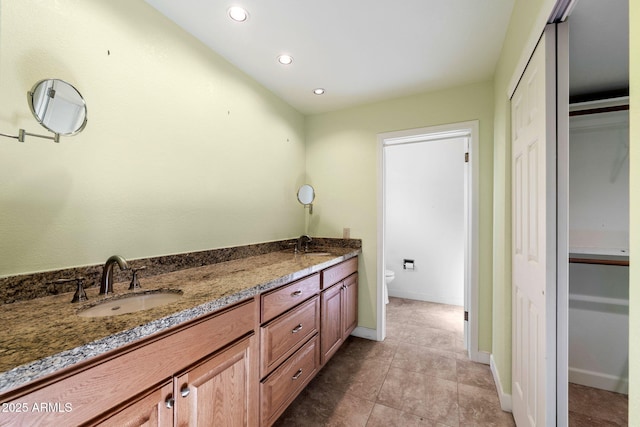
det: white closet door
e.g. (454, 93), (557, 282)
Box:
(511, 24), (559, 427)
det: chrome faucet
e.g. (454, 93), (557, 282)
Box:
(296, 235), (312, 253)
(99, 255), (130, 295)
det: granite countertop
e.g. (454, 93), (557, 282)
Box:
(0, 247), (360, 393)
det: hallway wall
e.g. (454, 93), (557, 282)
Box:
(305, 81), (494, 348)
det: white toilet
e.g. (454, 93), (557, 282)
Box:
(384, 269), (395, 304)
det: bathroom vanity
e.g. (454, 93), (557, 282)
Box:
(0, 241), (360, 426)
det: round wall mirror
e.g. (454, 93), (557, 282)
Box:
(297, 184), (315, 205)
(28, 79), (87, 136)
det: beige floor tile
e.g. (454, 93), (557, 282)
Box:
(568, 382), (628, 426)
(391, 343), (457, 381)
(315, 352), (391, 401)
(273, 378), (375, 427)
(275, 297), (516, 427)
(378, 367), (459, 427)
(366, 404), (438, 427)
(458, 383), (515, 426)
(456, 359), (495, 390)
(336, 336), (398, 364)
(396, 323), (458, 352)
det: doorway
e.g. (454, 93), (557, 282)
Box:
(562, 0), (630, 424)
(377, 121), (481, 362)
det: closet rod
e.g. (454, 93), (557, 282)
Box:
(569, 257), (629, 266)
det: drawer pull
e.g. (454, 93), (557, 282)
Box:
(292, 324), (303, 334)
(165, 395), (174, 409)
(180, 385), (190, 398)
(291, 290), (303, 297)
(292, 369), (303, 380)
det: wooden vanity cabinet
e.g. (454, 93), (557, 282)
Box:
(0, 298), (258, 427)
(94, 334), (258, 427)
(0, 255), (359, 427)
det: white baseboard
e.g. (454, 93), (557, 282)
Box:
(350, 326), (379, 341)
(569, 367), (629, 394)
(490, 354), (513, 412)
(387, 290), (463, 307)
(471, 350), (490, 365)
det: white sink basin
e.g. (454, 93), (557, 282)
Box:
(78, 291), (182, 318)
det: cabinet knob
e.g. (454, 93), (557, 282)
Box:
(180, 385), (190, 398)
(292, 369), (303, 380)
(292, 324), (303, 334)
(165, 395), (175, 409)
(291, 290), (302, 297)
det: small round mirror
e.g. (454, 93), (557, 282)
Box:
(28, 79), (87, 136)
(297, 184), (315, 205)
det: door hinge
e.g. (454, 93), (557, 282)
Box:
(464, 152), (469, 163)
(464, 311), (469, 321)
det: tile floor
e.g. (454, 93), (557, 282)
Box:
(274, 297), (515, 426)
(569, 382), (628, 426)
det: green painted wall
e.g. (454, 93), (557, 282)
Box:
(0, 0), (306, 277)
(629, 0), (639, 422)
(305, 81), (495, 350)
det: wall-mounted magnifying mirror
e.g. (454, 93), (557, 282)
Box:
(28, 79), (87, 136)
(1, 78), (87, 143)
(297, 184), (315, 214)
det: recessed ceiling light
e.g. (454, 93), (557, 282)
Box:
(277, 55), (293, 65)
(313, 88), (325, 95)
(228, 6), (248, 22)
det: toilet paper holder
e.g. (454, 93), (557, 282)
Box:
(403, 259), (415, 270)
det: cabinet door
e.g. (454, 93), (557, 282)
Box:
(320, 282), (344, 365)
(342, 273), (358, 338)
(93, 381), (174, 427)
(175, 334), (258, 427)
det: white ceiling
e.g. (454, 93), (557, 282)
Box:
(145, 0), (515, 115)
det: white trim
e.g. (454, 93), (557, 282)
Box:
(376, 127), (387, 342)
(387, 289), (463, 307)
(475, 350), (491, 365)
(350, 326), (379, 341)
(543, 24), (559, 427)
(568, 367), (629, 395)
(491, 354), (513, 412)
(556, 20), (570, 427)
(377, 120), (480, 359)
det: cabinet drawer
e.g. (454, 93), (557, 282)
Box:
(261, 273), (320, 322)
(260, 336), (319, 427)
(260, 296), (319, 377)
(321, 257), (358, 289)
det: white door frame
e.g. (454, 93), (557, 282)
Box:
(377, 120), (483, 362)
(555, 20), (570, 427)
